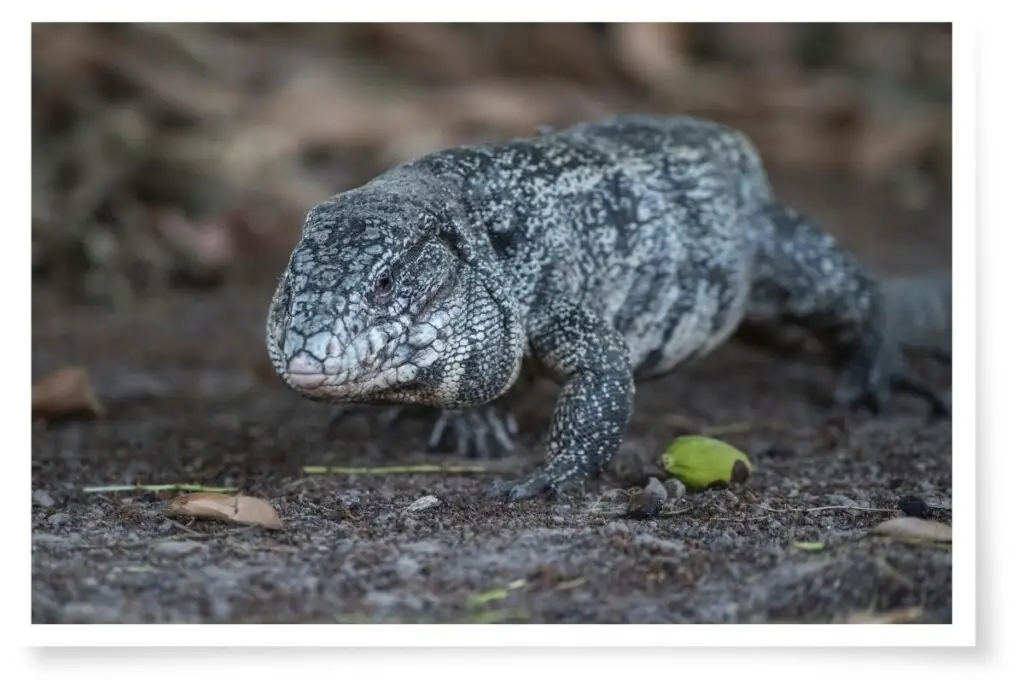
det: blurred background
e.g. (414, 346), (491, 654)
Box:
(31, 22), (952, 307)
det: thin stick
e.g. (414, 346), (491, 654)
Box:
(757, 504), (895, 514)
(82, 483), (237, 494)
(302, 464), (511, 476)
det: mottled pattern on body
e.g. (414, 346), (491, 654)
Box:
(266, 114), (952, 501)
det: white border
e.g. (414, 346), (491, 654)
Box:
(11, 0), (1004, 674)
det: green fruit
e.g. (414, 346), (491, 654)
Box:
(660, 435), (753, 492)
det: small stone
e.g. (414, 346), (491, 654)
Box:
(207, 596), (233, 621)
(33, 489), (57, 508)
(151, 540), (204, 557)
(644, 477), (668, 504)
(62, 601), (122, 624)
(605, 521), (630, 535)
(551, 515), (565, 524)
(624, 477), (668, 519)
(47, 512), (71, 528)
(897, 495), (932, 519)
(395, 556), (421, 580)
(33, 532), (69, 547)
(363, 591), (401, 609)
(663, 478), (686, 502)
(403, 495), (441, 515)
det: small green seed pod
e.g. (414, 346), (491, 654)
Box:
(660, 435), (753, 492)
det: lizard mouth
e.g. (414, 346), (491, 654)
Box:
(283, 370), (329, 390)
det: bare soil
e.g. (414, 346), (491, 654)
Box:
(31, 171), (953, 624)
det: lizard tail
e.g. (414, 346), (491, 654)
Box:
(881, 273), (952, 362)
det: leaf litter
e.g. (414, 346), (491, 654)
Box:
(32, 366), (105, 420)
(164, 492), (283, 531)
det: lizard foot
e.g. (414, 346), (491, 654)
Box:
(427, 406), (520, 460)
(325, 403), (521, 460)
(324, 403), (434, 439)
(833, 342), (951, 418)
(485, 453), (596, 503)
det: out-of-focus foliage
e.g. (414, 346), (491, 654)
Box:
(31, 23), (951, 304)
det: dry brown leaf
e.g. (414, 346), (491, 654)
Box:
(871, 517), (952, 543)
(844, 605), (925, 624)
(609, 23), (691, 94)
(852, 107), (945, 179)
(165, 492), (283, 530)
(151, 208), (236, 275)
(32, 366), (105, 419)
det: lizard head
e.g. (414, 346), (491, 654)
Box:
(265, 177), (467, 406)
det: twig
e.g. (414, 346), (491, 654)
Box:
(74, 526), (257, 551)
(302, 464), (514, 476)
(163, 518), (203, 536)
(82, 483), (237, 494)
(712, 515), (773, 522)
(757, 504), (895, 514)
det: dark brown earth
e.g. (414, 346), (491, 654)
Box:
(31, 170), (953, 625)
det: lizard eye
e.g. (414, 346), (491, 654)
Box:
(372, 269), (394, 299)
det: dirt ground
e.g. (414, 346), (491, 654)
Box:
(30, 170), (953, 625)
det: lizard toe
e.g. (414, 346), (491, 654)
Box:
(834, 344), (949, 418)
(427, 407), (521, 460)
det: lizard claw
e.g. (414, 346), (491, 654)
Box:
(833, 343), (951, 418)
(324, 404), (431, 438)
(427, 406), (520, 460)
(485, 456), (592, 503)
(324, 403), (522, 459)
(485, 475), (576, 503)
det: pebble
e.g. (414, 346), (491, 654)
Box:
(897, 495), (932, 519)
(151, 540), (204, 558)
(47, 512), (71, 528)
(395, 556), (421, 580)
(33, 533), (70, 547)
(663, 478), (686, 502)
(624, 478), (668, 519)
(551, 515), (565, 524)
(605, 521), (630, 536)
(403, 495), (441, 515)
(208, 596), (233, 621)
(32, 489), (57, 508)
(644, 477), (668, 504)
(62, 601), (123, 624)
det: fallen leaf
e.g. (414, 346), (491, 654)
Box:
(793, 541), (826, 551)
(165, 492), (282, 530)
(844, 605), (925, 624)
(871, 517), (951, 543)
(32, 366), (105, 419)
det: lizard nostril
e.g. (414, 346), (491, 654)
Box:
(327, 336), (342, 357)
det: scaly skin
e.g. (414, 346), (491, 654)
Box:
(266, 114), (951, 502)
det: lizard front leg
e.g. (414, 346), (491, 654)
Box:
(490, 303), (635, 502)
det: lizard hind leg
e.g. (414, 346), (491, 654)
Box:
(324, 402), (522, 460)
(425, 403), (521, 460)
(745, 201), (950, 418)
